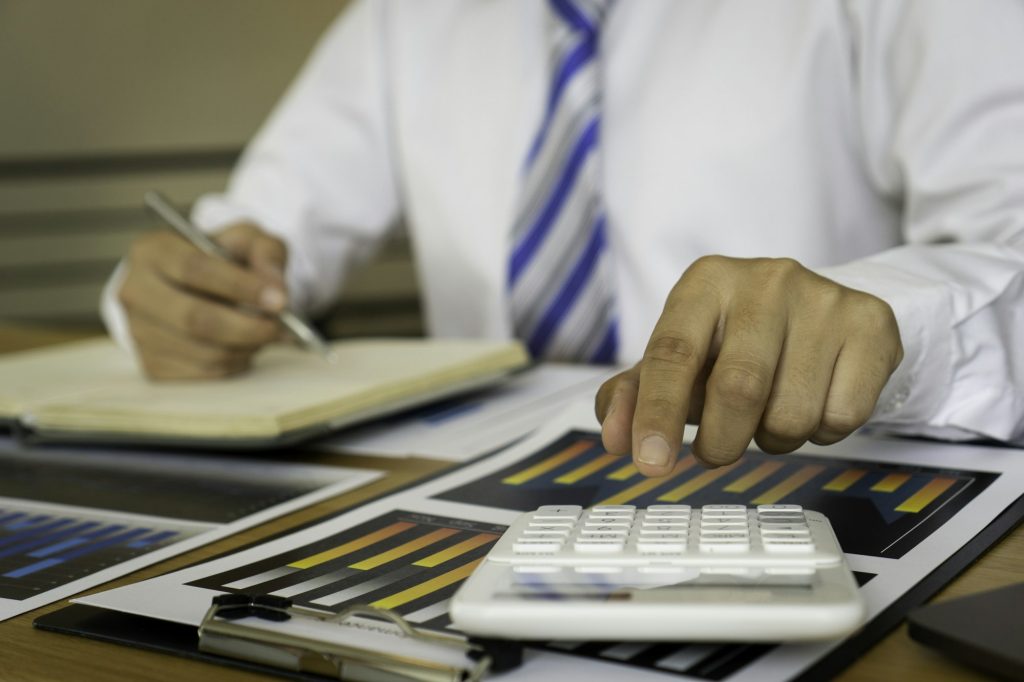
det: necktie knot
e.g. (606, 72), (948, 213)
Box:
(550, 0), (612, 36)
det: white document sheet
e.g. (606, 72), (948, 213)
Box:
(78, 402), (1024, 681)
(0, 439), (380, 622)
(314, 364), (614, 460)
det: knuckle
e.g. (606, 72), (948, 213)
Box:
(644, 333), (701, 368)
(180, 250), (211, 284)
(183, 304), (218, 339)
(820, 404), (872, 436)
(696, 443), (743, 468)
(711, 362), (771, 410)
(761, 406), (819, 441)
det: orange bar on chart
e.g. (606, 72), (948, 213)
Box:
(502, 440), (595, 485)
(607, 462), (640, 481)
(414, 533), (499, 568)
(751, 465), (826, 505)
(555, 453), (622, 484)
(372, 558), (483, 610)
(823, 469), (867, 492)
(872, 473), (911, 493)
(723, 461), (785, 493)
(598, 458), (697, 506)
(895, 477), (957, 513)
(289, 522), (416, 569)
(657, 464), (735, 503)
(349, 528), (459, 570)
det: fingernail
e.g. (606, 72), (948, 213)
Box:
(637, 435), (672, 467)
(259, 287), (286, 312)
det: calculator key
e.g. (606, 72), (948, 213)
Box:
(761, 522), (806, 532)
(575, 565), (623, 574)
(638, 565), (693, 574)
(702, 505), (747, 513)
(647, 505), (691, 513)
(757, 514), (806, 523)
(699, 531), (749, 541)
(757, 504), (802, 513)
(637, 540), (686, 553)
(583, 518), (631, 528)
(528, 519), (576, 528)
(699, 540), (750, 553)
(513, 540), (563, 553)
(579, 532), (629, 542)
(765, 566), (816, 576)
(639, 531), (688, 541)
(592, 505), (636, 515)
(700, 519), (747, 528)
(580, 527), (629, 536)
(699, 528), (749, 537)
(641, 524), (689, 533)
(521, 532), (571, 541)
(525, 524), (573, 534)
(700, 567), (760, 577)
(533, 506), (583, 519)
(574, 540), (625, 553)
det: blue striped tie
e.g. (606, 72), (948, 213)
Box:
(508, 0), (618, 364)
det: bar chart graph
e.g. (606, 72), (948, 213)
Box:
(189, 511), (504, 630)
(0, 506), (198, 601)
(435, 430), (997, 557)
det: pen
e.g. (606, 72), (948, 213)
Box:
(144, 190), (336, 362)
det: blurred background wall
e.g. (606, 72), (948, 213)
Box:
(0, 0), (421, 338)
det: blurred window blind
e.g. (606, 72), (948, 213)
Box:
(0, 0), (421, 336)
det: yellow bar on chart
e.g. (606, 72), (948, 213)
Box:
(597, 457), (697, 506)
(502, 440), (595, 485)
(657, 464), (735, 503)
(823, 469), (866, 492)
(414, 533), (499, 568)
(871, 473), (911, 493)
(555, 453), (621, 484)
(289, 522), (415, 569)
(607, 462), (640, 481)
(895, 477), (957, 513)
(723, 461), (785, 493)
(349, 528), (459, 570)
(372, 558), (483, 610)
(751, 465), (826, 505)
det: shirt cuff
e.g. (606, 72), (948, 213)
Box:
(99, 260), (137, 356)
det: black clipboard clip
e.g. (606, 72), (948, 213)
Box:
(198, 594), (521, 681)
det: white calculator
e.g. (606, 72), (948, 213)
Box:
(450, 504), (865, 642)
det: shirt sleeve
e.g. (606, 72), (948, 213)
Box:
(818, 0), (1024, 442)
(101, 0), (401, 348)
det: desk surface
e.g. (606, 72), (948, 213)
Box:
(1, 325), (1019, 682)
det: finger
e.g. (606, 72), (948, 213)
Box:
(139, 351), (251, 382)
(693, 303), (784, 467)
(217, 224), (288, 285)
(754, 329), (837, 454)
(121, 267), (280, 348)
(127, 313), (255, 372)
(811, 336), (894, 445)
(137, 233), (286, 313)
(632, 283), (720, 477)
(596, 365), (640, 455)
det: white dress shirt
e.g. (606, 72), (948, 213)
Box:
(104, 0), (1024, 443)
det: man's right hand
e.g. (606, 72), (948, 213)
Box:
(118, 222), (289, 380)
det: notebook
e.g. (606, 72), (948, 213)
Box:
(0, 337), (529, 448)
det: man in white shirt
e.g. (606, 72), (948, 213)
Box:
(104, 0), (1024, 476)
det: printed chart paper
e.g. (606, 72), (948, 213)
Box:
(78, 402), (1024, 681)
(0, 439), (380, 621)
(316, 364), (614, 460)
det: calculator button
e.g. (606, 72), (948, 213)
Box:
(638, 565), (693, 575)
(700, 519), (747, 528)
(580, 527), (629, 536)
(765, 566), (816, 576)
(757, 522), (811, 532)
(757, 504), (802, 513)
(533, 506), (583, 519)
(525, 524), (573, 534)
(513, 540), (563, 553)
(700, 567), (759, 577)
(574, 540), (625, 553)
(699, 540), (750, 553)
(575, 565), (623, 574)
(639, 531), (688, 540)
(702, 505), (746, 513)
(700, 528), (749, 537)
(592, 505), (636, 515)
(579, 533), (629, 542)
(637, 540), (686, 553)
(757, 513), (806, 523)
(641, 524), (689, 534)
(583, 518), (631, 528)
(528, 519), (576, 528)
(647, 505), (691, 513)
(763, 541), (815, 553)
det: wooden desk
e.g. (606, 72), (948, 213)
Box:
(1, 327), (1020, 681)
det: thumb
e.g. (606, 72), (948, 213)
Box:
(216, 223), (289, 288)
